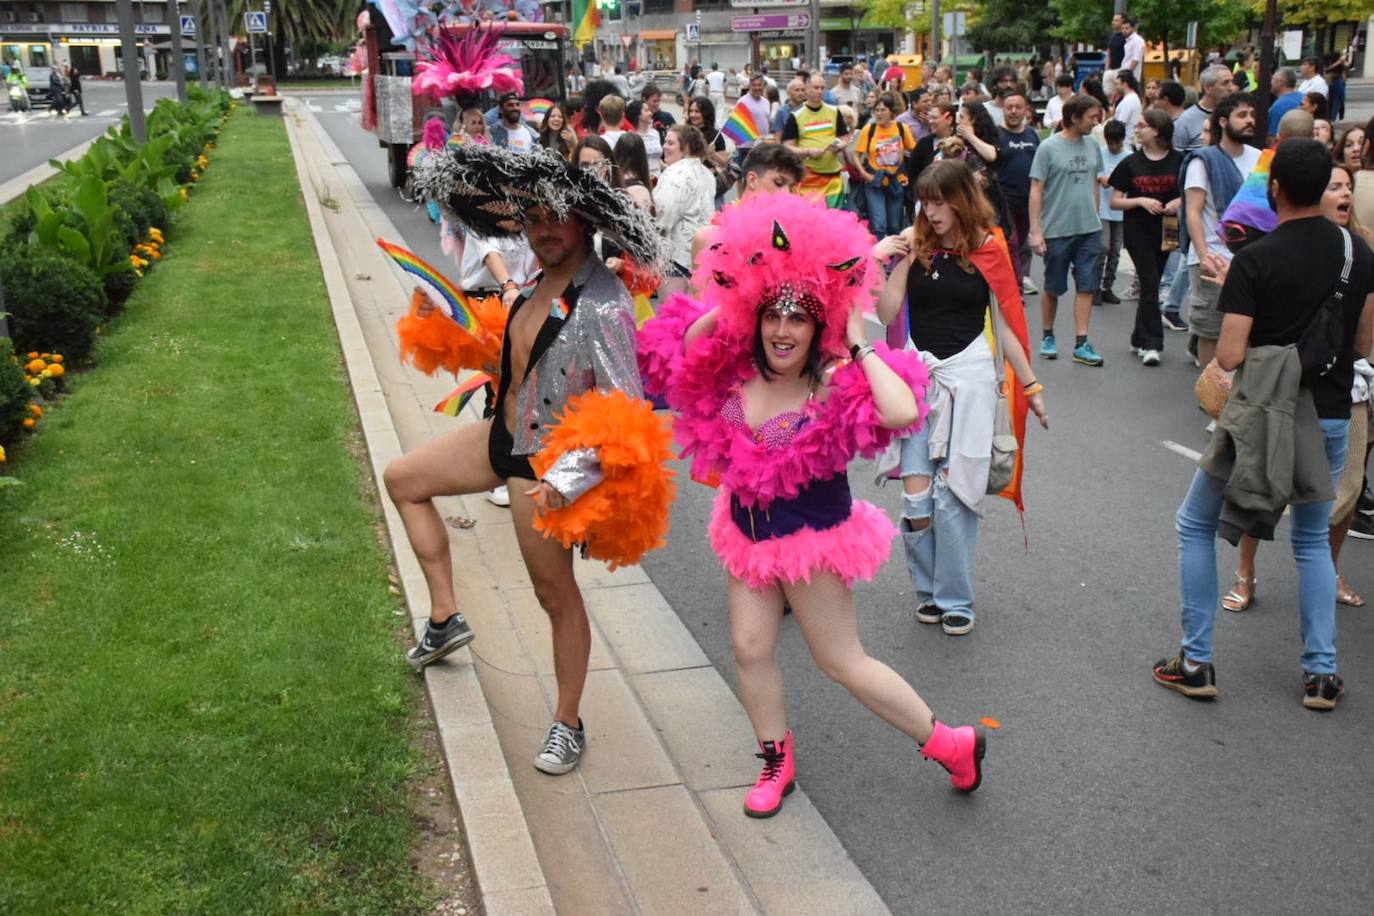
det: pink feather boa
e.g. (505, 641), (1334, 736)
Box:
(638, 294), (930, 509)
(708, 492), (897, 588)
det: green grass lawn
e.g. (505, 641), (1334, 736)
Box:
(0, 108), (433, 913)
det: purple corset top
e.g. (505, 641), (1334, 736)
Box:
(720, 390), (810, 449)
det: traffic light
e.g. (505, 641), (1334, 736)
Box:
(596, 0), (622, 18)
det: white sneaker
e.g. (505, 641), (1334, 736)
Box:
(1021, 278), (1038, 295)
(486, 485), (511, 507)
(1141, 349), (1161, 366)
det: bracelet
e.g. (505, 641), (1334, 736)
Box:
(1023, 382), (1044, 397)
(501, 279), (519, 291)
(850, 343), (876, 363)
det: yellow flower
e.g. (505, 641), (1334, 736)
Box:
(0, 444), (6, 462)
(135, 269), (144, 278)
(28, 378), (40, 387)
(40, 369), (52, 379)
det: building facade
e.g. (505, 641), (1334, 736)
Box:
(580, 0), (898, 75)
(1, 1), (184, 77)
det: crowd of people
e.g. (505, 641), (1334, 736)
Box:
(381, 40), (1374, 818)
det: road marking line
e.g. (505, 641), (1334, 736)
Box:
(308, 102), (323, 112)
(95, 109), (118, 117)
(1162, 440), (1202, 461)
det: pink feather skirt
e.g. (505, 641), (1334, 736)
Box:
(707, 490), (897, 590)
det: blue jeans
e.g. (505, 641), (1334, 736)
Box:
(864, 175), (905, 239)
(898, 422), (980, 619)
(1175, 418), (1350, 673)
(1166, 255), (1189, 314)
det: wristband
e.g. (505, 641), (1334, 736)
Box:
(501, 279), (519, 291)
(1023, 382), (1044, 397)
(850, 343), (875, 363)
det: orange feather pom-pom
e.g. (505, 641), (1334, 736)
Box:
(529, 390), (676, 569)
(396, 289), (506, 377)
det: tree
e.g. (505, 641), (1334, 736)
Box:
(965, 0), (1060, 52)
(1049, 0), (1251, 52)
(227, 1), (359, 47)
(1248, 0), (1374, 27)
(856, 0), (980, 37)
(1046, 0), (1112, 44)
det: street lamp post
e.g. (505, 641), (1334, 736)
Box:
(264, 1), (276, 82)
(115, 0), (148, 140)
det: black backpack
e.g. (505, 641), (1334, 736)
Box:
(1296, 226), (1353, 383)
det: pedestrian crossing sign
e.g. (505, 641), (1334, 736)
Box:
(245, 12), (267, 34)
(180, 15), (196, 36)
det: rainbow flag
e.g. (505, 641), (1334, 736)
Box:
(376, 238), (481, 333)
(572, 0), (599, 48)
(1220, 147), (1277, 251)
(720, 102), (761, 146)
(434, 373), (491, 417)
(522, 98), (553, 123)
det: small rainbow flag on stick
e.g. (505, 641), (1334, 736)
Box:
(376, 238), (481, 334)
(720, 102), (761, 146)
(434, 372), (491, 416)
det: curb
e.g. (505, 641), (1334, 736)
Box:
(281, 103), (556, 915)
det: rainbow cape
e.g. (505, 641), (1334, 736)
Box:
(522, 98), (553, 123)
(376, 238), (479, 333)
(720, 103), (761, 146)
(1220, 146), (1277, 250)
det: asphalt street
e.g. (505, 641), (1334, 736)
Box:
(314, 101), (1374, 916)
(1, 80), (179, 184)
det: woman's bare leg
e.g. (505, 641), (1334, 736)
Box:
(784, 572), (935, 743)
(727, 575), (788, 741)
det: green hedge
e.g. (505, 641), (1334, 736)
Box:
(0, 87), (232, 446)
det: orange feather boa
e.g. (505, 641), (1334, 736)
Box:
(529, 390), (676, 569)
(395, 289), (506, 377)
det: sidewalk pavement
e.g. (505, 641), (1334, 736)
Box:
(282, 99), (893, 915)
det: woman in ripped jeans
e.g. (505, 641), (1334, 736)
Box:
(878, 160), (1049, 635)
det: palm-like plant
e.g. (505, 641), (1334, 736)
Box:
(213, 1), (361, 46)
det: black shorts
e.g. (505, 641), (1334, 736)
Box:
(488, 410), (536, 481)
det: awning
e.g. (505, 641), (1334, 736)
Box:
(639, 29), (676, 41)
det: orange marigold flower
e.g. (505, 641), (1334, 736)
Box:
(22, 417), (35, 429)
(51, 354), (63, 364)
(29, 404), (42, 417)
(47, 363), (64, 378)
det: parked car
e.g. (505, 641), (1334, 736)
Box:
(24, 66), (54, 107)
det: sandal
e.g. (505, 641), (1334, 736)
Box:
(1222, 573), (1256, 613)
(1337, 576), (1365, 608)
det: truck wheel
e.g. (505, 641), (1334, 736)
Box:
(387, 143), (409, 189)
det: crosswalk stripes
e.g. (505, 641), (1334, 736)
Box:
(94, 109), (118, 117)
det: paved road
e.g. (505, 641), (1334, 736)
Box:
(1, 80), (180, 184)
(313, 101), (1374, 915)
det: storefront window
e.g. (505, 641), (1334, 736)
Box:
(60, 4), (90, 22)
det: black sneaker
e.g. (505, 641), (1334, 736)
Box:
(942, 613), (974, 636)
(1348, 511), (1374, 541)
(1162, 311), (1188, 332)
(1303, 673), (1344, 710)
(1151, 651), (1218, 699)
(1099, 289), (1122, 304)
(405, 615), (475, 670)
(915, 604), (943, 625)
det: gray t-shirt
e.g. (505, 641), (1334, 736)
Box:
(1173, 103), (1211, 152)
(1029, 132), (1103, 239)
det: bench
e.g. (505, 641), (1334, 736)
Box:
(251, 95), (284, 117)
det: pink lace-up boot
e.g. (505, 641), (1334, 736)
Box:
(743, 731), (796, 818)
(920, 722), (986, 792)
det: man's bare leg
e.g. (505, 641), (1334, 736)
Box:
(1074, 290), (1094, 336)
(509, 480), (590, 727)
(1041, 291), (1058, 335)
(383, 419), (503, 624)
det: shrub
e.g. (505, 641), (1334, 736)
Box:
(0, 338), (33, 441)
(107, 179), (166, 239)
(0, 245), (105, 361)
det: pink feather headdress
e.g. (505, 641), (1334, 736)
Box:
(412, 26), (524, 100)
(693, 194), (879, 358)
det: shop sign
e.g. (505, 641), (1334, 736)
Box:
(731, 14), (810, 32)
(8, 23), (171, 36)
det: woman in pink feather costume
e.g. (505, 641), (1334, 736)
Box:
(638, 194), (989, 816)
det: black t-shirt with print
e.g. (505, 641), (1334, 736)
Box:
(906, 252), (991, 359)
(1108, 148), (1185, 235)
(995, 125), (1040, 202)
(1219, 216), (1374, 419)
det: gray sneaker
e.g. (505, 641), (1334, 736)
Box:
(406, 615), (474, 670)
(534, 719), (586, 775)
